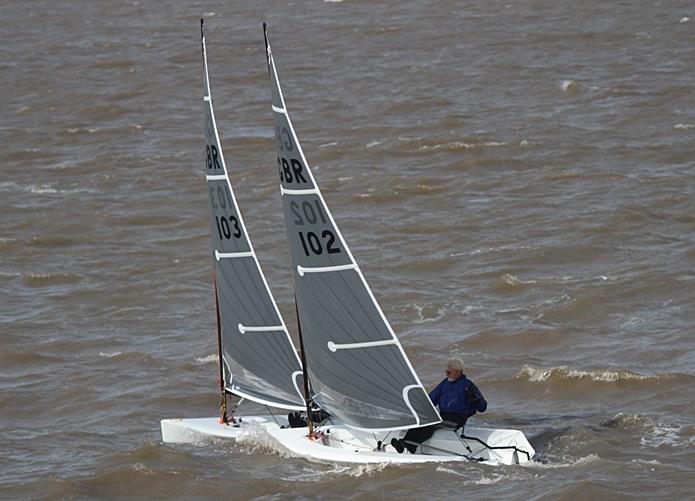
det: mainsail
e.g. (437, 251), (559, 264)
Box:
(201, 21), (304, 410)
(263, 25), (442, 431)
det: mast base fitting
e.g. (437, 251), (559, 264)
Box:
(307, 431), (325, 441)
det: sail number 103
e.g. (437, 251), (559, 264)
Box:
(216, 215), (241, 240)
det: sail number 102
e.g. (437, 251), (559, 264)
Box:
(298, 230), (339, 256)
(291, 199), (341, 256)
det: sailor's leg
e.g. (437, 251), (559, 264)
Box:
(400, 425), (437, 453)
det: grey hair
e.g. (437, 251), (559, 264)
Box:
(447, 358), (465, 372)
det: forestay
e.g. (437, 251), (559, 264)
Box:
(263, 25), (442, 431)
(201, 23), (304, 410)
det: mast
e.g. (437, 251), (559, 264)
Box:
(294, 295), (314, 436)
(214, 277), (228, 423)
(204, 19), (228, 425)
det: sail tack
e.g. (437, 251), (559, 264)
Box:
(201, 22), (304, 411)
(264, 25), (442, 431)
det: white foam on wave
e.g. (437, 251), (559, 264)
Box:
(435, 466), (515, 484)
(418, 141), (506, 151)
(561, 80), (577, 92)
(522, 453), (600, 469)
(235, 422), (387, 479)
(470, 244), (534, 256)
(641, 423), (694, 448)
(500, 273), (538, 287)
(30, 185), (59, 194)
(195, 354), (217, 364)
(517, 365), (654, 383)
(285, 462), (387, 482)
(26, 184), (96, 195)
(461, 305), (482, 315)
(99, 351), (122, 358)
(410, 303), (446, 323)
(606, 413), (694, 449)
(673, 123), (694, 130)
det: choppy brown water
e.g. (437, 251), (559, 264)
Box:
(2, 0), (694, 498)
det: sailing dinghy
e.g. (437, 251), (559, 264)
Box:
(160, 22), (535, 466)
(161, 20), (305, 444)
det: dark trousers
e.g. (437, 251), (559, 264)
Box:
(402, 412), (467, 452)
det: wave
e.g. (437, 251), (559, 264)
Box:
(404, 303), (447, 324)
(99, 351), (123, 358)
(516, 365), (686, 384)
(22, 272), (81, 287)
(495, 273), (538, 291)
(0, 237), (18, 248)
(93, 351), (159, 365)
(195, 354), (217, 364)
(0, 350), (64, 367)
(417, 140), (507, 152)
(27, 235), (76, 247)
(560, 80), (578, 92)
(602, 413), (695, 449)
(523, 453), (600, 469)
(234, 423), (389, 480)
(434, 466), (514, 484)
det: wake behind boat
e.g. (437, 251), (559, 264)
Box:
(160, 21), (535, 466)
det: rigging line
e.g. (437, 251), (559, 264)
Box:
(458, 432), (532, 462)
(325, 435), (375, 452)
(401, 439), (483, 462)
(266, 406), (280, 426)
(229, 397), (245, 416)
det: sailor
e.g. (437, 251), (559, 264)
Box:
(391, 358), (487, 454)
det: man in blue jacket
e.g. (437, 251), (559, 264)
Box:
(391, 358), (487, 454)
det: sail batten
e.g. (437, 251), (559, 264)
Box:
(264, 25), (442, 431)
(200, 22), (305, 411)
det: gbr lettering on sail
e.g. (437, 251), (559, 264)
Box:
(205, 144), (242, 241)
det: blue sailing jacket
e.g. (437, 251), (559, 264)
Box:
(429, 374), (487, 422)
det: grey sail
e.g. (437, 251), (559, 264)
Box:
(201, 22), (304, 410)
(263, 25), (442, 431)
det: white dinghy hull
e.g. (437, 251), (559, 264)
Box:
(161, 416), (286, 443)
(161, 417), (534, 465)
